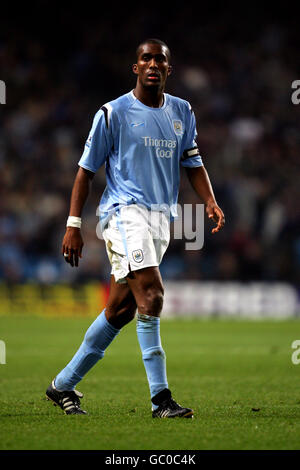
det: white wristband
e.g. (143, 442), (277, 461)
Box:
(66, 216), (82, 229)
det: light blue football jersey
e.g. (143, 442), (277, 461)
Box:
(78, 90), (203, 230)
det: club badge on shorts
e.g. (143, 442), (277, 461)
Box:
(132, 249), (144, 263)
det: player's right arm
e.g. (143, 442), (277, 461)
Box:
(62, 167), (94, 267)
(62, 105), (114, 267)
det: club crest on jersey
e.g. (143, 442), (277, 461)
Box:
(173, 120), (183, 135)
(132, 249), (144, 263)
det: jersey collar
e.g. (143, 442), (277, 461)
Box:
(130, 90), (167, 110)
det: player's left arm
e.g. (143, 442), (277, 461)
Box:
(185, 165), (225, 234)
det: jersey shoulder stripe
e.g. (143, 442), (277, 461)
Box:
(100, 91), (136, 128)
(100, 103), (112, 128)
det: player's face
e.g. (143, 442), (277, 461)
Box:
(133, 43), (172, 89)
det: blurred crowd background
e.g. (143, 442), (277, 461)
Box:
(0, 2), (299, 285)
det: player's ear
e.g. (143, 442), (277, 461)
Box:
(132, 64), (138, 75)
(167, 65), (173, 76)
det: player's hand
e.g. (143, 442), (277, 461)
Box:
(62, 227), (84, 267)
(206, 202), (225, 234)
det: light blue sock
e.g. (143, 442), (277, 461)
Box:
(54, 309), (120, 390)
(136, 313), (168, 410)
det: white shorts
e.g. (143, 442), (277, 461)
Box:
(102, 204), (170, 284)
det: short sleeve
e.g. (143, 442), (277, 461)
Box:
(78, 107), (113, 173)
(180, 105), (203, 168)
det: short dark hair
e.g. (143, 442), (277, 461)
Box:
(136, 38), (171, 62)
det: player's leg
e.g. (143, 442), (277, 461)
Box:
(126, 267), (168, 400)
(54, 276), (136, 391)
(105, 275), (137, 328)
(126, 266), (193, 418)
(46, 276), (136, 413)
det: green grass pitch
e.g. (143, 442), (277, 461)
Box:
(0, 315), (300, 450)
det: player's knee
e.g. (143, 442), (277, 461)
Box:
(115, 301), (136, 318)
(138, 287), (164, 317)
(106, 302), (137, 328)
(119, 303), (137, 323)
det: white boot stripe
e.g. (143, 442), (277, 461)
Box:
(63, 401), (74, 408)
